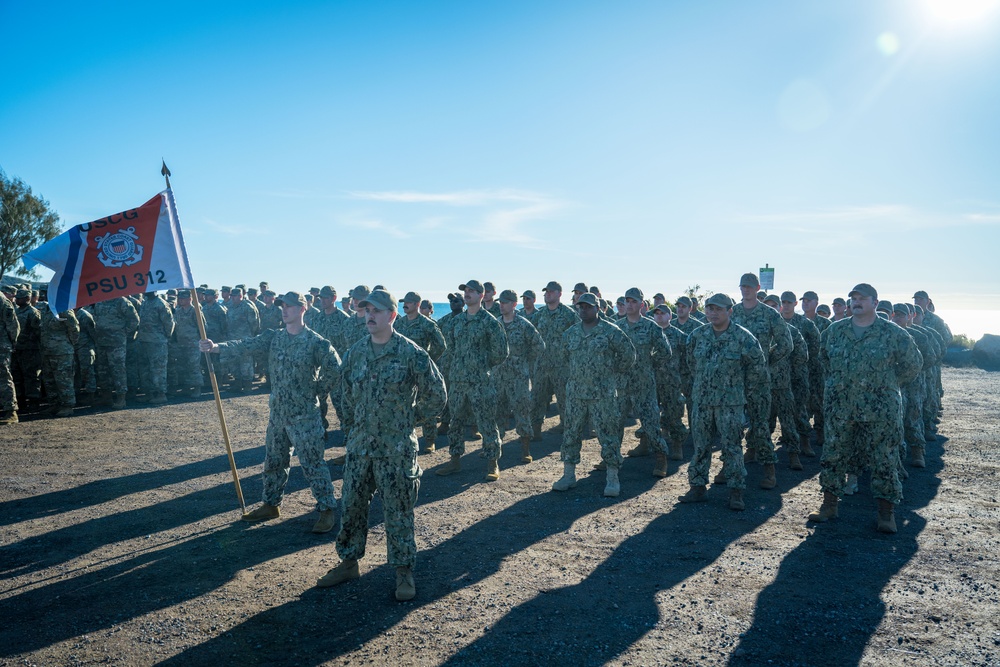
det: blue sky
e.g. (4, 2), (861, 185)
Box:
(3, 0), (999, 310)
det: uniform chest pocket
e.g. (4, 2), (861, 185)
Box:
(383, 362), (409, 384)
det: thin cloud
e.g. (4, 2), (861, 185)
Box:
(339, 217), (411, 239)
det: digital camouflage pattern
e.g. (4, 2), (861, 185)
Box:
(818, 317), (922, 503)
(171, 303), (204, 390)
(769, 321), (805, 450)
(494, 313), (544, 439)
(529, 303), (578, 424)
(784, 312), (823, 440)
(13, 302), (42, 402)
(0, 296), (20, 412)
(616, 315), (671, 453)
(901, 325), (933, 452)
(225, 300), (260, 386)
(40, 307), (80, 408)
(655, 323), (687, 446)
(560, 319), (635, 468)
(312, 308), (351, 356)
(74, 307), (97, 393)
(138, 295), (175, 396)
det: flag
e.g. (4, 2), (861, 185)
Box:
(22, 189), (194, 312)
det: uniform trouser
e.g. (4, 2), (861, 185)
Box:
(769, 373), (800, 453)
(75, 346), (96, 392)
(808, 365), (824, 435)
(921, 369), (938, 430)
(532, 364), (567, 423)
(818, 417), (903, 504)
(126, 338), (140, 393)
(618, 372), (667, 453)
(227, 348), (255, 385)
(689, 404), (746, 489)
(42, 353), (75, 408)
(138, 341), (169, 396)
(337, 451), (421, 569)
(262, 410), (336, 511)
(96, 344), (128, 395)
(657, 381), (686, 446)
(13, 349), (42, 401)
(745, 366), (777, 464)
(902, 379), (925, 453)
(560, 393), (623, 468)
(447, 379), (501, 459)
(0, 348), (17, 412)
(173, 340), (204, 389)
(494, 369), (534, 439)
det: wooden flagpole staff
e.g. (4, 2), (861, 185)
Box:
(162, 160), (246, 513)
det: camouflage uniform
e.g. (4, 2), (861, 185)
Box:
(40, 308), (80, 409)
(311, 308), (350, 356)
(92, 297), (140, 396)
(443, 309), (508, 458)
(341, 312), (370, 350)
(125, 295), (142, 394)
(484, 301), (502, 320)
(0, 296), (20, 414)
(74, 307), (97, 394)
(337, 331), (447, 569)
(912, 323), (943, 434)
(13, 301), (40, 405)
(256, 301), (283, 378)
(730, 302), (792, 464)
(529, 304), (579, 425)
(656, 323), (687, 446)
(920, 310), (951, 407)
(819, 317), (922, 502)
(616, 315), (672, 454)
(137, 294), (175, 397)
(171, 302), (204, 391)
(900, 324), (932, 456)
(216, 326), (341, 511)
(224, 299), (260, 387)
(784, 312), (822, 441)
(494, 313), (544, 439)
(768, 321), (806, 450)
(686, 321), (768, 489)
(394, 312), (447, 442)
(560, 320), (635, 467)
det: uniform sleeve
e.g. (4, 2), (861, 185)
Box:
(487, 317), (509, 368)
(894, 329), (923, 387)
(124, 300), (140, 337)
(315, 338), (342, 398)
(63, 311), (81, 346)
(427, 322), (446, 362)
(414, 350), (447, 422)
(339, 349), (356, 433)
(614, 327), (637, 371)
(217, 328), (275, 355)
(527, 320), (545, 367)
(161, 302), (175, 339)
(4, 304), (18, 347)
(651, 325), (672, 372)
(742, 334), (768, 403)
(768, 310), (793, 364)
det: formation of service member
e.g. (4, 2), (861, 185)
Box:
(200, 291), (342, 533)
(911, 304), (946, 440)
(92, 296), (139, 409)
(482, 282), (502, 319)
(199, 289), (228, 386)
(800, 290), (830, 445)
(892, 303), (934, 469)
(436, 279), (508, 480)
(432, 292), (465, 438)
(778, 291), (820, 457)
(529, 281), (579, 437)
(808, 283), (922, 533)
(224, 287), (260, 393)
(551, 292), (636, 498)
(0, 292), (21, 424)
(74, 305), (97, 399)
(729, 272), (793, 490)
(493, 289), (545, 463)
(393, 291), (447, 451)
(11, 289), (39, 420)
(136, 292), (175, 404)
(616, 287), (674, 478)
(678, 293), (768, 511)
(649, 303), (687, 460)
(518, 290), (538, 319)
(913, 290), (950, 429)
(170, 290), (204, 398)
(316, 289), (447, 601)
(39, 306), (79, 417)
(762, 294), (808, 470)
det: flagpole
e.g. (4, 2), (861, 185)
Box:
(162, 161), (246, 513)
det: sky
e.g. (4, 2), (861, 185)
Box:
(2, 0), (1000, 313)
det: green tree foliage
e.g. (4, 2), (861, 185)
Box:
(0, 168), (61, 280)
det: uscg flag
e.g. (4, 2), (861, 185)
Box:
(22, 189), (194, 312)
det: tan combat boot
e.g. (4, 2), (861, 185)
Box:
(729, 488), (745, 511)
(242, 503), (280, 523)
(316, 559), (359, 588)
(807, 492), (839, 522)
(789, 452), (803, 471)
(552, 463), (577, 491)
(435, 454), (462, 476)
(520, 436), (533, 463)
(909, 446), (925, 468)
(759, 464), (777, 489)
(626, 435), (650, 458)
(603, 467), (621, 497)
(485, 458), (500, 481)
(678, 485), (707, 503)
(311, 509), (338, 534)
(395, 566), (416, 601)
(0, 411), (17, 425)
(876, 499), (897, 534)
(652, 452), (667, 478)
(800, 434), (816, 457)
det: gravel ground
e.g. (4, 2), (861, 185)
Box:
(0, 367), (997, 667)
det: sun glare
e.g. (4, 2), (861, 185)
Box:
(924, 0), (1000, 23)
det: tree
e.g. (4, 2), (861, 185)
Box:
(0, 168), (61, 280)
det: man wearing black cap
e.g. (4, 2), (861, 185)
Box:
(529, 281), (579, 437)
(808, 283), (922, 533)
(200, 291), (342, 533)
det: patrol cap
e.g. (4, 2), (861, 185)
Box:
(204, 288), (218, 297)
(705, 293), (735, 309)
(892, 303), (909, 315)
(521, 289), (536, 300)
(624, 287), (644, 302)
(816, 304), (831, 316)
(763, 293), (781, 305)
(876, 300), (893, 313)
(320, 285), (337, 298)
(231, 287), (244, 296)
(498, 289), (518, 303)
(616, 296), (625, 305)
(577, 293), (599, 307)
(309, 287), (320, 294)
(15, 289), (30, 299)
(675, 295), (692, 307)
(448, 292), (463, 303)
(459, 279), (484, 293)
(195, 286), (206, 294)
(780, 291), (797, 303)
(247, 287), (258, 295)
(739, 272), (760, 288)
(199, 283), (208, 289)
(877, 311), (889, 320)
(275, 291), (307, 307)
(351, 284), (371, 300)
(483, 281), (496, 293)
(373, 284), (385, 291)
(651, 303), (672, 315)
(590, 286), (601, 295)
(263, 290), (276, 297)
(221, 286), (232, 292)
(913, 290), (929, 299)
(177, 289), (191, 299)
(756, 291), (767, 300)
(849, 283), (878, 301)
(653, 292), (665, 300)
(166, 289), (177, 296)
(419, 299), (433, 309)
(400, 291), (421, 303)
(358, 289), (397, 312)
(832, 297), (846, 306)
(573, 282), (588, 293)
(802, 290), (819, 301)
(543, 281), (562, 292)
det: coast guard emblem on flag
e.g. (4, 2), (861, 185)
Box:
(95, 227), (144, 268)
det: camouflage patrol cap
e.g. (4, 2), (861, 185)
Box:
(420, 299), (433, 309)
(616, 296), (625, 305)
(876, 300), (893, 314)
(263, 290), (276, 297)
(483, 281), (496, 293)
(849, 283), (878, 301)
(705, 293), (735, 309)
(400, 291), (421, 304)
(651, 303), (672, 315)
(675, 295), (692, 307)
(816, 304), (831, 316)
(221, 286), (232, 292)
(177, 289), (192, 299)
(892, 303), (909, 315)
(802, 290), (819, 301)
(351, 285), (371, 300)
(195, 286), (206, 294)
(624, 287), (644, 302)
(573, 282), (588, 293)
(913, 290), (929, 299)
(204, 288), (218, 297)
(373, 284), (385, 291)
(590, 286), (601, 295)
(577, 293), (599, 307)
(235, 284), (246, 290)
(763, 293), (780, 306)
(320, 286), (337, 298)
(358, 289), (396, 312)
(739, 272), (760, 288)
(780, 291), (797, 303)
(166, 289), (177, 296)
(521, 289), (536, 299)
(498, 289), (518, 303)
(543, 281), (562, 292)
(15, 289), (30, 299)
(832, 296), (846, 306)
(756, 291), (767, 300)
(309, 287), (320, 295)
(231, 287), (244, 296)
(459, 279), (484, 293)
(448, 292), (463, 303)
(275, 291), (307, 307)
(653, 292), (665, 300)
(247, 287), (258, 295)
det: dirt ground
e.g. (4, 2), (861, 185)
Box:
(1, 367), (997, 667)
